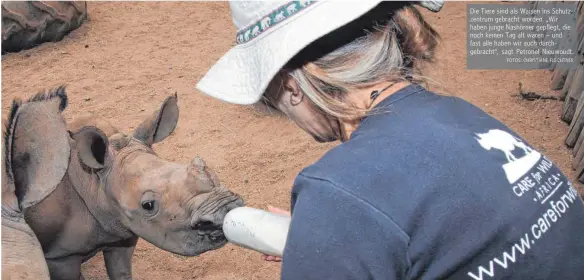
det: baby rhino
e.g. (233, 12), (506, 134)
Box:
(4, 87), (244, 280)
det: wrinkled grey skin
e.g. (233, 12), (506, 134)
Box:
(4, 87), (244, 280)
(2, 90), (71, 280)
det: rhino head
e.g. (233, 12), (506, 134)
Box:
(67, 93), (244, 256)
(474, 133), (492, 151)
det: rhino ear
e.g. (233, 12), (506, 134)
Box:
(4, 88), (71, 209)
(133, 93), (179, 146)
(73, 126), (109, 170)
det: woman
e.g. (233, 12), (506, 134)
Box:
(196, 1), (584, 279)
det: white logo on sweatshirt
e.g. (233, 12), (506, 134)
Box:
(475, 129), (541, 184)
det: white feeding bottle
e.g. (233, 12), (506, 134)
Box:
(222, 206), (291, 257)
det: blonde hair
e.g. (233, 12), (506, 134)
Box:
(263, 4), (440, 121)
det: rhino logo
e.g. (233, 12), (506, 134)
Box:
(251, 26), (261, 37)
(261, 17), (271, 30)
(475, 129), (533, 162)
(475, 129), (541, 184)
(274, 11), (285, 22)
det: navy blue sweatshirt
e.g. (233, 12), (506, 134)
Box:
(281, 84), (584, 280)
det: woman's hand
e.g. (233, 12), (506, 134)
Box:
(261, 205), (290, 262)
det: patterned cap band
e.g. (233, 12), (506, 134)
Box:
(236, 0), (316, 45)
(234, 0), (444, 45)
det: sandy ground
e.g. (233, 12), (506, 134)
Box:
(1, 1), (580, 280)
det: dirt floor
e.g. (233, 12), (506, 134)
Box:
(1, 1), (581, 280)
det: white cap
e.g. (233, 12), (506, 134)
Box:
(195, 0), (444, 105)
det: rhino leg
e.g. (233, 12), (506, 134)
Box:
(103, 237), (138, 280)
(46, 256), (83, 280)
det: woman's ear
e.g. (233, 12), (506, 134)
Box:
(284, 78), (304, 106)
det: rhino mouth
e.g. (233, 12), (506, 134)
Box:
(208, 230), (226, 243)
(194, 221), (226, 243)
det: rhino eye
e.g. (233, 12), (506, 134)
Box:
(140, 191), (159, 216)
(141, 201), (155, 211)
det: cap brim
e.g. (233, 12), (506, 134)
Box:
(195, 0), (385, 105)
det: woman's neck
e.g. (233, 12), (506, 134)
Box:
(339, 80), (411, 141)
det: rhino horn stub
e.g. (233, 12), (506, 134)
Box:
(190, 156), (207, 172)
(4, 87), (71, 210)
(188, 156), (209, 183)
(187, 156), (220, 191)
(133, 93), (179, 147)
